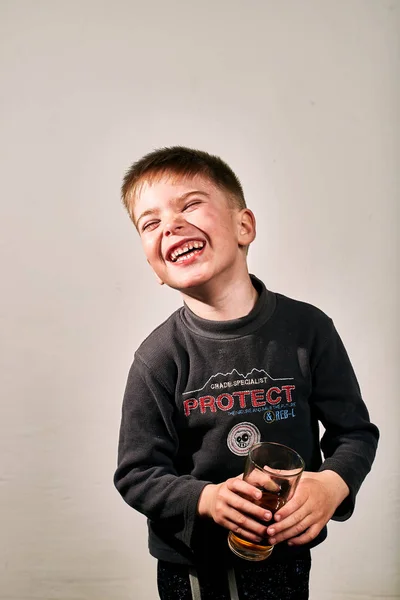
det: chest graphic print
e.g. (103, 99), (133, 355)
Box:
(182, 367), (296, 425)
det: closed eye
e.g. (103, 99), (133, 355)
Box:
(183, 200), (202, 211)
(141, 220), (159, 232)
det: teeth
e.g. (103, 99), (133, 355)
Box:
(176, 252), (195, 263)
(170, 241), (204, 261)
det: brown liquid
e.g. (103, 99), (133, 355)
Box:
(256, 487), (286, 514)
(230, 488), (286, 552)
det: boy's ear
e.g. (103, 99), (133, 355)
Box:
(237, 208), (256, 247)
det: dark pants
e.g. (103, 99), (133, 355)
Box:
(157, 550), (311, 600)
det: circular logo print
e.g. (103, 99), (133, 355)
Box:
(227, 422), (261, 456)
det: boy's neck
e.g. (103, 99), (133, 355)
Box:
(181, 272), (258, 321)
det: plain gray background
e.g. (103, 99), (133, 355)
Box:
(1, 1), (398, 598)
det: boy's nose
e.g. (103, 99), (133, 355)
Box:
(164, 220), (184, 237)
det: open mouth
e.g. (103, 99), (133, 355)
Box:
(168, 240), (205, 263)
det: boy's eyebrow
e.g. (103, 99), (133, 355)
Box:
(136, 190), (209, 227)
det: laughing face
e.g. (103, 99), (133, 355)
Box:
(133, 174), (255, 294)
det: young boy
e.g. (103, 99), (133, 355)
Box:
(114, 147), (379, 600)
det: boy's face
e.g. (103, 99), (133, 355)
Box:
(133, 174), (255, 293)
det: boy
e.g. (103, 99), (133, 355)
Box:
(114, 147), (379, 600)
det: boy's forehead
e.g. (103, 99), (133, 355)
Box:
(140, 173), (215, 198)
(133, 173), (222, 217)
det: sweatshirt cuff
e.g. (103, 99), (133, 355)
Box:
(318, 459), (356, 521)
(183, 479), (213, 547)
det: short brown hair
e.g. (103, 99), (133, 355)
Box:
(121, 146), (246, 221)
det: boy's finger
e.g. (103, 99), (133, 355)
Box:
(273, 492), (307, 522)
(227, 509), (269, 540)
(268, 504), (311, 536)
(226, 523), (262, 544)
(267, 513), (314, 544)
(229, 478), (267, 503)
(286, 524), (321, 546)
(230, 493), (272, 522)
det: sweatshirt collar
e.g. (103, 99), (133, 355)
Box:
(179, 275), (276, 339)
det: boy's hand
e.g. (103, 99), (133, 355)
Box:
(266, 470), (349, 546)
(197, 476), (272, 544)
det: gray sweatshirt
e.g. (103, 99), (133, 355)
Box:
(114, 275), (379, 566)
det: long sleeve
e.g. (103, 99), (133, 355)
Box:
(310, 319), (379, 520)
(114, 355), (210, 550)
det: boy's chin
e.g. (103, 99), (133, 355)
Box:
(162, 273), (212, 293)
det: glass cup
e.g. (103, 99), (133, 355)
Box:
(228, 441), (305, 561)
